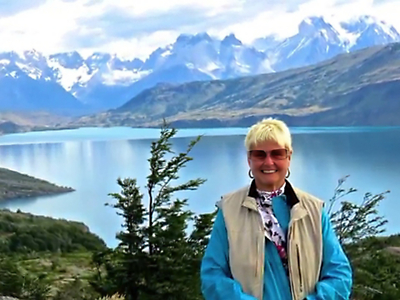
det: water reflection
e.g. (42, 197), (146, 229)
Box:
(0, 128), (399, 247)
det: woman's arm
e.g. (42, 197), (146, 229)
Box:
(200, 209), (257, 300)
(306, 208), (353, 300)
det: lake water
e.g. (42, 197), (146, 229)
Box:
(0, 126), (399, 247)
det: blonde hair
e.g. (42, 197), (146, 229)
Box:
(244, 118), (292, 151)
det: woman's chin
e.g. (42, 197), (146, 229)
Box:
(256, 177), (281, 188)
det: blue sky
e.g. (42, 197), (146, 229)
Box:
(0, 0), (399, 59)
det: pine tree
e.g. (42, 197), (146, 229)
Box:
(91, 122), (216, 300)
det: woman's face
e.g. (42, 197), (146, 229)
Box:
(247, 140), (291, 191)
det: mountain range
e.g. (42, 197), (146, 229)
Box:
(0, 14), (399, 115)
(71, 42), (400, 128)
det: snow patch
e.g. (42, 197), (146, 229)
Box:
(15, 61), (42, 80)
(0, 59), (10, 65)
(47, 59), (93, 91)
(161, 50), (172, 57)
(102, 69), (151, 86)
(287, 37), (308, 59)
(205, 61), (220, 72)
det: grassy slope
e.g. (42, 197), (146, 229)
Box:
(15, 251), (94, 290)
(0, 209), (107, 295)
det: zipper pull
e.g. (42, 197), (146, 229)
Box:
(296, 244), (303, 294)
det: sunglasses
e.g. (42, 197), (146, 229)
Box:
(248, 149), (289, 161)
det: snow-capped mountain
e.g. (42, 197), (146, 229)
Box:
(252, 35), (283, 52)
(218, 34), (273, 78)
(47, 52), (146, 110)
(0, 50), (57, 81)
(44, 33), (271, 110)
(111, 32), (273, 109)
(0, 50), (85, 114)
(0, 14), (399, 114)
(257, 15), (400, 72)
(140, 32), (272, 79)
(268, 17), (348, 71)
(340, 15), (400, 51)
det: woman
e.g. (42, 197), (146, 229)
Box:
(200, 118), (352, 300)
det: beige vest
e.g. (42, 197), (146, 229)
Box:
(217, 185), (324, 300)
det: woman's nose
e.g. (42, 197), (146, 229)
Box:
(264, 154), (274, 164)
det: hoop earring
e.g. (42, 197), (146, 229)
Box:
(286, 169), (291, 178)
(248, 169), (254, 179)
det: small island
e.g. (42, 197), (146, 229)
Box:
(0, 167), (74, 201)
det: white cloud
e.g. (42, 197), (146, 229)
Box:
(0, 0), (399, 60)
(78, 31), (180, 60)
(0, 0), (89, 54)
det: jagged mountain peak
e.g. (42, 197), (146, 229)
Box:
(345, 15), (387, 27)
(1, 14), (399, 115)
(300, 16), (329, 28)
(141, 30), (271, 80)
(85, 52), (112, 65)
(50, 51), (82, 59)
(270, 15), (346, 71)
(175, 32), (213, 45)
(341, 15), (400, 38)
(221, 33), (242, 46)
(298, 16), (342, 41)
(20, 49), (43, 61)
(339, 15), (400, 51)
(49, 51), (84, 69)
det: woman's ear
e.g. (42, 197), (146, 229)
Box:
(288, 150), (293, 161)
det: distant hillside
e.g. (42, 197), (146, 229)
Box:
(70, 43), (400, 128)
(0, 167), (74, 201)
(0, 111), (73, 135)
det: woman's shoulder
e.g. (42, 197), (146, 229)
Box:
(216, 185), (251, 208)
(292, 186), (325, 207)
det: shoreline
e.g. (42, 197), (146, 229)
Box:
(2, 120), (400, 138)
(0, 167), (75, 202)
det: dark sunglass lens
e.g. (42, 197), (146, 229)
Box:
(251, 150), (266, 160)
(271, 149), (287, 159)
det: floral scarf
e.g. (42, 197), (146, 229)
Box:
(256, 183), (288, 273)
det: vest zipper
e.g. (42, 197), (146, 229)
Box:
(288, 224), (294, 298)
(296, 244), (303, 294)
(255, 236), (259, 277)
(255, 209), (264, 278)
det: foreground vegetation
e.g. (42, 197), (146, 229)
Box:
(0, 124), (399, 299)
(0, 209), (106, 299)
(0, 209), (105, 253)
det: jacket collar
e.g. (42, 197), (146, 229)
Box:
(244, 179), (307, 221)
(247, 179), (299, 208)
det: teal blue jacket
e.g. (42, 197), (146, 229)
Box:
(200, 194), (352, 300)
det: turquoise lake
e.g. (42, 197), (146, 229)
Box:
(0, 126), (399, 247)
